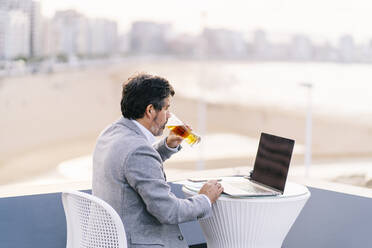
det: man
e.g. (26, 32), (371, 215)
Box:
(92, 73), (223, 248)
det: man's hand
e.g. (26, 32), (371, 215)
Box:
(166, 132), (183, 148)
(198, 180), (224, 204)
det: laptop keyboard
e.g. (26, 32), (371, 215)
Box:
(228, 181), (272, 194)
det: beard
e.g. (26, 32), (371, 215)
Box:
(150, 113), (167, 136)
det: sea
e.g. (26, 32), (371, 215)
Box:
(146, 61), (372, 122)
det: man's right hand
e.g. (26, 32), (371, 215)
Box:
(198, 180), (224, 204)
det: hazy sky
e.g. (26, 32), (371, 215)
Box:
(40, 0), (372, 43)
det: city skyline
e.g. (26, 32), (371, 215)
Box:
(2, 0), (372, 65)
(40, 0), (372, 43)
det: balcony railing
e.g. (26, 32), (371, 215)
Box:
(1, 176), (372, 248)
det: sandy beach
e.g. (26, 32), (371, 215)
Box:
(1, 59), (372, 186)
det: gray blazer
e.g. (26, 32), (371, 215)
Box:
(92, 117), (211, 248)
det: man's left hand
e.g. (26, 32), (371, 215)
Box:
(166, 132), (184, 148)
(166, 124), (192, 148)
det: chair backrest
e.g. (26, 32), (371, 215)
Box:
(62, 190), (127, 248)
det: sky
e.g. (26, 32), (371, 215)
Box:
(40, 0), (372, 44)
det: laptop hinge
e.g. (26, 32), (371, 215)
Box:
(248, 179), (283, 194)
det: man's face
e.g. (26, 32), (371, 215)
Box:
(149, 97), (171, 136)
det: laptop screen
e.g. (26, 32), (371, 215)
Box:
(251, 133), (295, 193)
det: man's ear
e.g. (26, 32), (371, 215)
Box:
(145, 104), (155, 118)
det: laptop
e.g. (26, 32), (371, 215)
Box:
(221, 132), (295, 197)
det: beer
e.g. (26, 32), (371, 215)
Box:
(167, 125), (201, 145)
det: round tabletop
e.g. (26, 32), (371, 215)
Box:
(180, 176), (310, 202)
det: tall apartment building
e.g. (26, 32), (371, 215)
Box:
(0, 0), (42, 59)
(0, 9), (30, 59)
(53, 10), (118, 57)
(88, 18), (118, 56)
(30, 0), (42, 57)
(339, 35), (355, 62)
(53, 10), (76, 56)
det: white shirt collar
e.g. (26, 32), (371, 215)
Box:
(132, 119), (157, 145)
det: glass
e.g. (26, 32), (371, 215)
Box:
(166, 113), (201, 146)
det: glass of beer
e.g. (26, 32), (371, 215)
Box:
(166, 113), (201, 146)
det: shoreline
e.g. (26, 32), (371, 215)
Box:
(1, 61), (372, 185)
(1, 93), (372, 185)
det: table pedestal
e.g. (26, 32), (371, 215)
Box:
(199, 194), (309, 248)
(183, 180), (310, 248)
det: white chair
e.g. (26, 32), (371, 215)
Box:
(62, 190), (127, 248)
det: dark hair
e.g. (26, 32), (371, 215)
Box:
(121, 73), (175, 119)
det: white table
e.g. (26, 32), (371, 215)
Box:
(181, 177), (310, 248)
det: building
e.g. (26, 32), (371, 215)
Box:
(118, 33), (130, 55)
(30, 0), (42, 57)
(168, 33), (198, 57)
(202, 28), (247, 59)
(290, 34), (313, 61)
(0, 0), (43, 58)
(338, 35), (355, 62)
(313, 42), (338, 62)
(53, 10), (87, 57)
(130, 21), (172, 54)
(52, 10), (119, 58)
(0, 9), (30, 59)
(88, 18), (118, 56)
(252, 29), (271, 59)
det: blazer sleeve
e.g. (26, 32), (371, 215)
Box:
(153, 138), (181, 162)
(124, 144), (211, 225)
